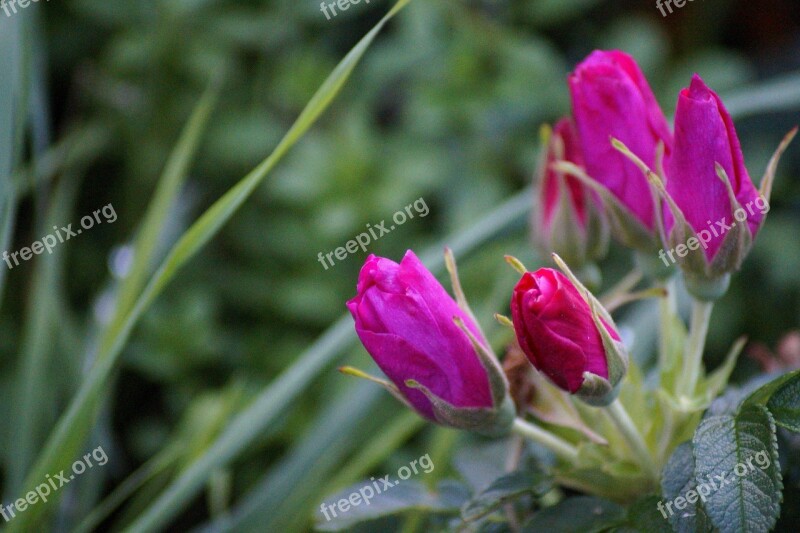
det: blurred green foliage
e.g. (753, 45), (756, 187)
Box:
(1, 0), (799, 530)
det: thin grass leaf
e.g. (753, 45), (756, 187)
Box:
(723, 71), (800, 119)
(6, 176), (80, 496)
(6, 82), (218, 532)
(100, 82), (220, 346)
(195, 383), (390, 533)
(73, 444), (182, 533)
(0, 13), (23, 308)
(9, 2), (412, 530)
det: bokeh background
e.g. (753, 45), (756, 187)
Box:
(1, 0), (799, 531)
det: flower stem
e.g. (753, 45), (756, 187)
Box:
(605, 400), (659, 480)
(658, 277), (676, 371)
(679, 299), (714, 398)
(511, 418), (579, 463)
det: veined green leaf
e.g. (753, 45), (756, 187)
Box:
(766, 374), (800, 433)
(660, 442), (713, 533)
(743, 369), (800, 408)
(692, 405), (782, 533)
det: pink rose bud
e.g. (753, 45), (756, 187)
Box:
(533, 118), (608, 273)
(540, 118), (588, 232)
(569, 50), (672, 240)
(347, 251), (512, 432)
(661, 74), (767, 297)
(510, 268), (626, 405)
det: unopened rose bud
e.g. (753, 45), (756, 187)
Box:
(533, 118), (607, 271)
(568, 50), (672, 249)
(662, 75), (786, 299)
(347, 251), (513, 434)
(510, 267), (627, 406)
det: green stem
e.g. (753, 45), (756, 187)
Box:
(605, 400), (659, 480)
(511, 418), (579, 463)
(658, 277), (676, 371)
(679, 299), (714, 397)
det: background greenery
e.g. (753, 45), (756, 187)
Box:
(1, 0), (799, 531)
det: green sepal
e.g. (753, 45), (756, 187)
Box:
(447, 250), (512, 411)
(553, 160), (656, 252)
(758, 127), (797, 208)
(588, 298), (629, 388)
(705, 164), (753, 277)
(338, 366), (414, 410)
(577, 374), (621, 407)
(405, 379), (515, 436)
(533, 126), (609, 266)
(552, 254), (629, 405)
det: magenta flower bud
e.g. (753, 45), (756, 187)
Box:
(569, 50), (672, 237)
(662, 75), (765, 293)
(533, 118), (608, 273)
(510, 268), (626, 405)
(347, 251), (512, 432)
(540, 118), (588, 232)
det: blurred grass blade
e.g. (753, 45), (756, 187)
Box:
(9, 1), (412, 530)
(0, 13), (22, 307)
(122, 186), (529, 533)
(723, 71), (800, 119)
(102, 82), (220, 343)
(6, 176), (79, 497)
(205, 406), (425, 533)
(12, 123), (109, 198)
(5, 10), (61, 497)
(73, 444), (182, 533)
(6, 82), (218, 531)
(196, 383), (390, 533)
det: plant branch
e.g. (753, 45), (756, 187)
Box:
(605, 400), (659, 480)
(511, 418), (579, 463)
(679, 299), (714, 397)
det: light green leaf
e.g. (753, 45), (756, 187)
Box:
(699, 336), (747, 402)
(0, 11), (22, 305)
